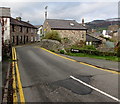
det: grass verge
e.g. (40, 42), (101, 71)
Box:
(66, 52), (119, 62)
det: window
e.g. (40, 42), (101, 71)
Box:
(31, 28), (33, 33)
(20, 26), (22, 32)
(26, 27), (29, 33)
(81, 34), (84, 38)
(70, 23), (74, 26)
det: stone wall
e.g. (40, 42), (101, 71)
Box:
(56, 30), (86, 44)
(42, 21), (51, 35)
(39, 39), (64, 52)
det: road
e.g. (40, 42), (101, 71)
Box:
(15, 45), (119, 102)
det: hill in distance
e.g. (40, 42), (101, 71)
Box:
(85, 18), (119, 31)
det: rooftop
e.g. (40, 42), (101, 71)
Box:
(10, 17), (37, 29)
(86, 34), (102, 42)
(45, 19), (87, 30)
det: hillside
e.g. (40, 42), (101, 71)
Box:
(85, 18), (119, 31)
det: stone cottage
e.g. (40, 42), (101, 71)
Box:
(43, 19), (87, 44)
(10, 17), (37, 45)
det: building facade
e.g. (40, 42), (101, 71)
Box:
(0, 7), (11, 45)
(43, 19), (87, 44)
(0, 7), (37, 46)
(10, 17), (37, 45)
(35, 25), (43, 41)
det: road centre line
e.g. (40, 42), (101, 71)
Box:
(70, 75), (120, 102)
(37, 47), (120, 74)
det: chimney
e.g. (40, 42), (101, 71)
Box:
(0, 7), (11, 17)
(82, 18), (85, 26)
(16, 17), (21, 21)
(27, 20), (29, 23)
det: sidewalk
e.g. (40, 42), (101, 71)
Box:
(61, 54), (119, 72)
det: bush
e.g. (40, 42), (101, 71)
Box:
(70, 48), (117, 57)
(44, 30), (61, 42)
(50, 50), (55, 52)
(117, 46), (120, 57)
(60, 50), (65, 54)
(71, 45), (96, 51)
(82, 45), (96, 50)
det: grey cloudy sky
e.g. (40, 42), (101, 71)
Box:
(0, 0), (119, 25)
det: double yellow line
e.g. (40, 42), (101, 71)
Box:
(39, 47), (120, 75)
(12, 47), (25, 103)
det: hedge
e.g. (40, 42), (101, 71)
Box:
(70, 48), (117, 57)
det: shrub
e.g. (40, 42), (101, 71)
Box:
(82, 45), (96, 50)
(60, 50), (65, 54)
(44, 30), (61, 42)
(71, 45), (96, 51)
(70, 48), (117, 57)
(50, 50), (55, 52)
(117, 46), (120, 57)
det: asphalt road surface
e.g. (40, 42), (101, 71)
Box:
(16, 45), (119, 103)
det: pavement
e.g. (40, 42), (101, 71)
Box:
(15, 45), (119, 102)
(2, 60), (10, 103)
(60, 54), (119, 72)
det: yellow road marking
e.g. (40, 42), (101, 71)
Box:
(13, 47), (25, 103)
(37, 47), (120, 75)
(40, 47), (77, 62)
(12, 48), (18, 102)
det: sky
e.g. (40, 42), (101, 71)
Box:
(0, 0), (119, 25)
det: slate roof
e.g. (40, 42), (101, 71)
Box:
(86, 34), (102, 42)
(46, 19), (87, 30)
(10, 17), (37, 29)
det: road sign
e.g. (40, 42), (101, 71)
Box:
(70, 48), (80, 53)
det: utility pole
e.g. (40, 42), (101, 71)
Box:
(45, 6), (48, 20)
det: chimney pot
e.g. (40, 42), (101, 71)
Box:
(16, 17), (21, 21)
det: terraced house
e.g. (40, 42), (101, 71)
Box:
(0, 7), (37, 46)
(11, 17), (37, 45)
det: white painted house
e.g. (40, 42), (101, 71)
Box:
(102, 30), (112, 38)
(35, 25), (43, 41)
(0, 7), (11, 61)
(0, 7), (11, 45)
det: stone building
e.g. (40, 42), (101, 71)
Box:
(43, 19), (87, 44)
(0, 7), (37, 46)
(10, 17), (37, 45)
